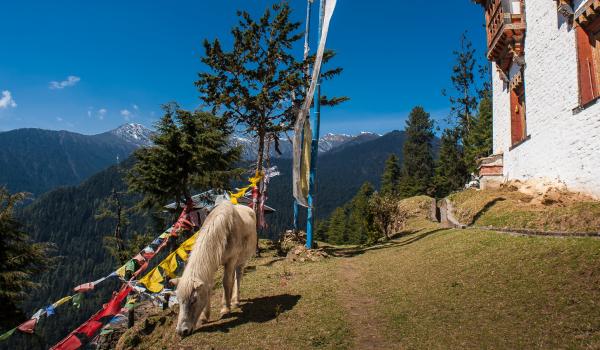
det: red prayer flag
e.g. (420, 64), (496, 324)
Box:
(51, 286), (132, 350)
(17, 318), (37, 334)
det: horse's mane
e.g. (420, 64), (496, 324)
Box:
(177, 201), (234, 299)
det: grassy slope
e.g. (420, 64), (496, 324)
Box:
(449, 189), (600, 233)
(120, 219), (600, 349)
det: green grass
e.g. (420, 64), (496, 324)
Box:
(352, 223), (600, 349)
(118, 219), (600, 349)
(449, 188), (600, 233)
(117, 253), (352, 350)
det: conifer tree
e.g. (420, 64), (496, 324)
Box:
(196, 2), (347, 173)
(380, 155), (401, 196)
(346, 182), (375, 244)
(327, 207), (348, 245)
(399, 106), (435, 197)
(0, 188), (54, 329)
(127, 104), (242, 210)
(444, 32), (478, 142)
(434, 128), (468, 197)
(464, 95), (493, 172)
(315, 220), (329, 243)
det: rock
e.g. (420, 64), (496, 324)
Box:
(285, 244), (329, 262)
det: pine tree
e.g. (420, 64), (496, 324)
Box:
(0, 188), (54, 330)
(399, 106), (435, 197)
(434, 128), (468, 197)
(315, 220), (329, 243)
(347, 182), (375, 244)
(127, 104), (242, 210)
(327, 207), (348, 245)
(196, 2), (347, 173)
(380, 155), (401, 196)
(464, 94), (493, 172)
(444, 32), (479, 142)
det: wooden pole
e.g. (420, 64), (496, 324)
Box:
(128, 307), (135, 328)
(163, 293), (170, 311)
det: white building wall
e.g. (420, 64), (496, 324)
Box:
(492, 0), (600, 197)
(492, 63), (511, 155)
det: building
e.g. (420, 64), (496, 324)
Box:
(474, 0), (600, 197)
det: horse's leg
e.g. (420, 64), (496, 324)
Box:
(232, 265), (243, 308)
(220, 262), (235, 317)
(199, 290), (211, 324)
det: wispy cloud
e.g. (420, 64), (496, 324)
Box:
(0, 90), (17, 109)
(120, 109), (132, 121)
(49, 75), (81, 90)
(56, 117), (63, 122)
(97, 108), (107, 120)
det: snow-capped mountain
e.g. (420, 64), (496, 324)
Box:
(108, 123), (154, 147)
(232, 132), (381, 160)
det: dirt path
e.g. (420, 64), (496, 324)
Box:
(337, 259), (397, 350)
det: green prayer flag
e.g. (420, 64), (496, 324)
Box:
(72, 293), (84, 309)
(0, 328), (16, 341)
(124, 259), (136, 273)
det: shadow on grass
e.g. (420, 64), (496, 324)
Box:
(470, 197), (506, 224)
(322, 228), (451, 258)
(197, 294), (301, 334)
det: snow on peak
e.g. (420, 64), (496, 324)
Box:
(110, 123), (154, 147)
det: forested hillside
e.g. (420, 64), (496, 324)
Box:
(265, 130), (439, 236)
(0, 126), (150, 196)
(4, 160), (153, 350)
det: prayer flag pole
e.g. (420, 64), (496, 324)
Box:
(306, 0), (325, 249)
(295, 0), (314, 233)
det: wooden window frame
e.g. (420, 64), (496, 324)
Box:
(510, 81), (527, 146)
(576, 16), (600, 107)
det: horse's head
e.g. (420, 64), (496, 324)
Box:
(173, 277), (209, 337)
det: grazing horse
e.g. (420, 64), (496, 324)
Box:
(173, 200), (257, 337)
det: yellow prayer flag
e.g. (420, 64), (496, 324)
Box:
(52, 295), (73, 308)
(139, 268), (165, 293)
(115, 265), (126, 278)
(159, 253), (179, 278)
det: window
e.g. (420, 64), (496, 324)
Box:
(510, 81), (526, 145)
(576, 16), (600, 106)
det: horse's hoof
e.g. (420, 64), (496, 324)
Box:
(219, 308), (230, 317)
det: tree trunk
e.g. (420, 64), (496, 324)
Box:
(254, 130), (266, 257)
(256, 130), (266, 174)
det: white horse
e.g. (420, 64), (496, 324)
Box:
(173, 200), (257, 337)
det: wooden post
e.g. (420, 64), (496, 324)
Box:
(163, 293), (170, 311)
(128, 307), (135, 328)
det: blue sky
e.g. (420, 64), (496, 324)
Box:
(0, 1), (487, 136)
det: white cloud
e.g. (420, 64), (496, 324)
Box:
(0, 90), (17, 109)
(97, 108), (107, 120)
(49, 75), (81, 90)
(56, 117), (64, 122)
(121, 109), (132, 121)
(133, 104), (139, 111)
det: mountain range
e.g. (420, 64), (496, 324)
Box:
(231, 131), (380, 160)
(0, 124), (153, 195)
(0, 124), (381, 196)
